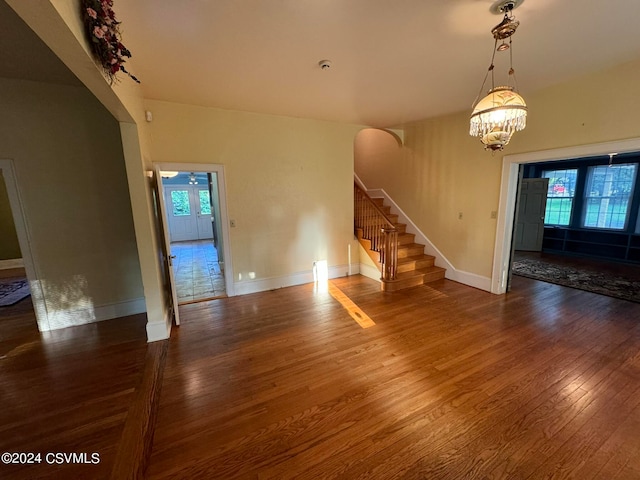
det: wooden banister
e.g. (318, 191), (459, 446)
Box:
(354, 183), (398, 281)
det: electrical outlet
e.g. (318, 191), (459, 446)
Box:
(230, 219), (236, 228)
(491, 211), (497, 219)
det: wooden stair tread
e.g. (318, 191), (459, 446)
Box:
(355, 189), (446, 292)
(397, 254), (435, 264)
(398, 242), (425, 250)
(396, 265), (446, 279)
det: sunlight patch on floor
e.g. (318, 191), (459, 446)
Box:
(328, 281), (375, 329)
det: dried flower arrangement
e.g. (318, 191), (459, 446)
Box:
(81, 0), (139, 84)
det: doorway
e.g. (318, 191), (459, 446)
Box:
(155, 165), (234, 307)
(492, 138), (640, 294)
(0, 159), (39, 330)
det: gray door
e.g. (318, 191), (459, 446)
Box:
(514, 178), (549, 251)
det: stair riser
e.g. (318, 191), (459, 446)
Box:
(423, 271), (446, 283)
(382, 276), (424, 292)
(397, 258), (435, 273)
(381, 269), (445, 291)
(397, 235), (415, 245)
(398, 246), (425, 258)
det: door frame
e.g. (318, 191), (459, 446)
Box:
(0, 159), (46, 328)
(492, 137), (640, 294)
(154, 163), (235, 298)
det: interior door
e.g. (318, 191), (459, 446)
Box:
(195, 187), (214, 240)
(514, 178), (549, 251)
(153, 171), (180, 325)
(165, 186), (199, 242)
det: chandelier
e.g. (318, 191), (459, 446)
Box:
(470, 0), (527, 151)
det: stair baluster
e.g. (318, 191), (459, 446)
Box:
(354, 183), (398, 281)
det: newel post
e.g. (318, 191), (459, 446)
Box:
(381, 227), (398, 281)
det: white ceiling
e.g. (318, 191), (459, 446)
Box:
(4, 1), (640, 128)
(114, 0), (640, 127)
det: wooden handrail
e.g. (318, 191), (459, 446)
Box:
(354, 183), (398, 281)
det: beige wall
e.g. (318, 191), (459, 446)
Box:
(356, 59), (640, 279)
(0, 77), (143, 328)
(0, 172), (21, 260)
(146, 100), (363, 285)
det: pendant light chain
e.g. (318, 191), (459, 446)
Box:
(472, 38), (499, 108)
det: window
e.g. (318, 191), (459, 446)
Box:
(199, 190), (211, 215)
(542, 168), (578, 226)
(171, 190), (190, 216)
(583, 164), (637, 229)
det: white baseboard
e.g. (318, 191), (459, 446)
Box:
(0, 258), (24, 270)
(445, 270), (492, 291)
(233, 263), (353, 296)
(365, 187), (492, 293)
(94, 297), (147, 321)
(146, 316), (171, 342)
(358, 263), (381, 283)
(39, 297), (147, 332)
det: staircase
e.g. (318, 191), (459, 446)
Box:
(355, 187), (446, 292)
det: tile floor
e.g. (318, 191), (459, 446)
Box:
(171, 240), (226, 304)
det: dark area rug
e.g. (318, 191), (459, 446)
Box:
(512, 257), (640, 303)
(0, 278), (31, 307)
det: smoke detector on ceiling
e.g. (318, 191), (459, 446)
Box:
(318, 60), (332, 70)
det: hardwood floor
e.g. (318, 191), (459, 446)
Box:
(2, 274), (639, 479)
(146, 275), (640, 479)
(0, 299), (149, 479)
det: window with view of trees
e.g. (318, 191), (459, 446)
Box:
(583, 164), (637, 229)
(542, 168), (578, 226)
(171, 190), (190, 216)
(199, 190), (211, 215)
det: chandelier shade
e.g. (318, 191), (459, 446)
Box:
(470, 86), (527, 150)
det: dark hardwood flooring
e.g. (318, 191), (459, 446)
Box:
(0, 296), (149, 479)
(147, 275), (640, 479)
(2, 273), (640, 479)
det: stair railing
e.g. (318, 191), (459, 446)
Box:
(354, 183), (398, 281)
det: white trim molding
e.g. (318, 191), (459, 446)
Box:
(154, 162), (235, 297)
(38, 297), (147, 332)
(0, 258), (24, 270)
(146, 317), (171, 343)
(0, 158), (48, 329)
(233, 263), (353, 296)
(492, 137), (640, 294)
